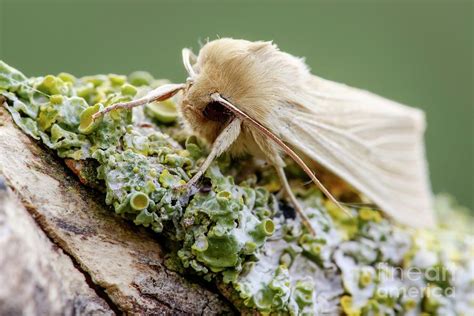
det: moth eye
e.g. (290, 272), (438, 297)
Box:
(203, 101), (232, 122)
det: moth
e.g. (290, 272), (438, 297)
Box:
(94, 38), (435, 233)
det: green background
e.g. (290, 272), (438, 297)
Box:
(1, 0), (472, 210)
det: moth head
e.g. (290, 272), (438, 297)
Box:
(179, 78), (232, 143)
(180, 89), (234, 143)
(179, 38), (279, 143)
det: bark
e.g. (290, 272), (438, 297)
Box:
(0, 183), (113, 316)
(0, 105), (233, 315)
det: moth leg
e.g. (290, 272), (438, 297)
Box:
(248, 127), (316, 236)
(275, 166), (316, 236)
(92, 83), (186, 120)
(211, 93), (351, 218)
(175, 118), (242, 191)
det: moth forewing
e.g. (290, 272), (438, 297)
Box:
(273, 76), (435, 227)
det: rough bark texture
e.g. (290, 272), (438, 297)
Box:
(0, 105), (233, 315)
(0, 183), (113, 316)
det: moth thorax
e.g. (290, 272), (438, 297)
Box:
(203, 101), (233, 122)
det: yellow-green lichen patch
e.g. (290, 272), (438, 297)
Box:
(120, 83), (137, 97)
(145, 99), (178, 124)
(50, 94), (64, 105)
(128, 70), (154, 87)
(358, 207), (382, 223)
(38, 105), (59, 131)
(37, 75), (71, 96)
(340, 295), (361, 316)
(130, 192), (150, 210)
(258, 219), (275, 236)
(79, 103), (103, 134)
(108, 74), (127, 87)
(159, 169), (184, 188)
(57, 72), (76, 83)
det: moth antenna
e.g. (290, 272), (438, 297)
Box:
(182, 48), (197, 79)
(339, 202), (385, 213)
(198, 37), (210, 49)
(210, 93), (352, 218)
(197, 38), (204, 48)
(339, 201), (377, 207)
(301, 177), (383, 211)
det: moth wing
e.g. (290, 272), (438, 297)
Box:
(274, 76), (435, 227)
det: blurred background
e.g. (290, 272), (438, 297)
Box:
(0, 0), (472, 210)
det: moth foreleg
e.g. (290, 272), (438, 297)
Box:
(177, 118), (242, 190)
(275, 166), (316, 236)
(92, 83), (186, 120)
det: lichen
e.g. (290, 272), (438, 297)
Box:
(1, 60), (473, 315)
